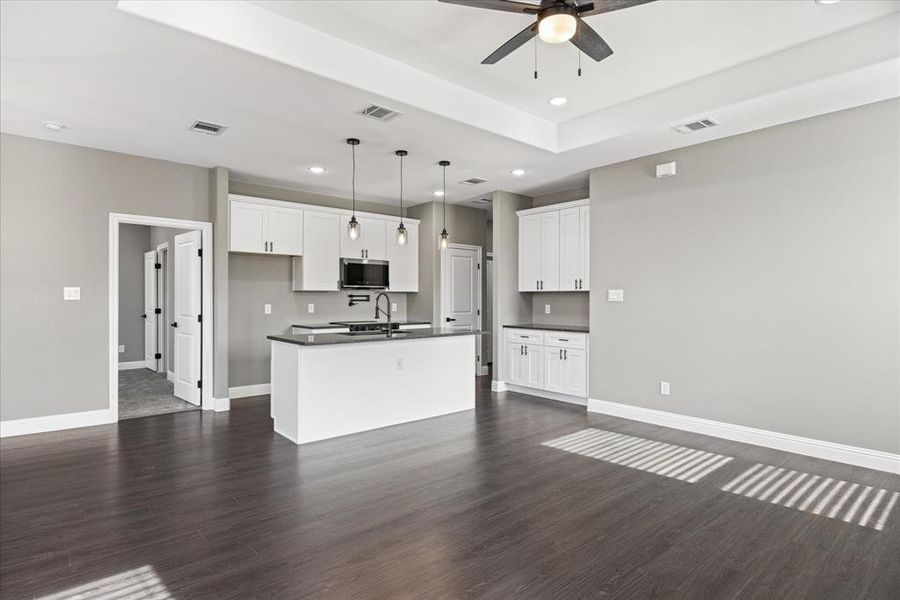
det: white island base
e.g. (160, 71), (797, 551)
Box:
(270, 333), (476, 444)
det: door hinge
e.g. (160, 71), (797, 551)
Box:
(477, 309), (480, 316)
(154, 262), (161, 270)
(154, 308), (161, 315)
(197, 248), (203, 257)
(197, 380), (202, 389)
(154, 352), (162, 360)
(477, 263), (480, 270)
(197, 314), (202, 323)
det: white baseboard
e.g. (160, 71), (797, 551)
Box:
(491, 380), (507, 392)
(117, 361), (146, 371)
(0, 409), (115, 438)
(167, 370), (175, 383)
(587, 399), (900, 475)
(213, 397), (231, 412)
(507, 384), (587, 406)
(229, 383), (271, 399)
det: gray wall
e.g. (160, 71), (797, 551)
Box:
(118, 224), (151, 362)
(0, 134), (211, 421)
(210, 167), (230, 399)
(228, 255), (409, 387)
(491, 191), (533, 382)
(590, 99), (900, 454)
(532, 187), (589, 208)
(531, 292), (589, 327)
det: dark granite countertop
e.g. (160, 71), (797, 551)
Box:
(291, 320), (432, 329)
(504, 324), (589, 333)
(270, 327), (479, 347)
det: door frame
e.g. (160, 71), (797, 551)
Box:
(439, 242), (483, 374)
(155, 242), (169, 375)
(109, 213), (214, 421)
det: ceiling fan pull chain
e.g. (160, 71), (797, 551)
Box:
(578, 47), (582, 77)
(534, 36), (538, 80)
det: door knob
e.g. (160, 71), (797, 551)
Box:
(445, 317), (456, 322)
(171, 322), (178, 328)
(141, 314), (147, 319)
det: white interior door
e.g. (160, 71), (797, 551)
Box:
(173, 230), (202, 405)
(442, 244), (482, 370)
(485, 258), (493, 364)
(143, 251), (157, 370)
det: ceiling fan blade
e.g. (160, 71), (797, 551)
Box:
(482, 22), (539, 64)
(576, 0), (656, 17)
(571, 19), (613, 62)
(438, 0), (541, 15)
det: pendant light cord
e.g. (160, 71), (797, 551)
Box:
(399, 153), (404, 221)
(351, 142), (356, 216)
(442, 163), (447, 228)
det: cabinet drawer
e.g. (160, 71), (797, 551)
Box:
(544, 332), (587, 350)
(505, 328), (544, 344)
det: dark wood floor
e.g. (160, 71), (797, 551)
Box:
(2, 378), (897, 599)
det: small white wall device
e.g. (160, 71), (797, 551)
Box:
(656, 161), (677, 178)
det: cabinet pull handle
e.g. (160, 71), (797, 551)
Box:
(559, 338), (569, 342)
(564, 349), (567, 360)
(524, 345), (528, 356)
(559, 349), (563, 359)
(270, 241), (274, 252)
(520, 345), (523, 355)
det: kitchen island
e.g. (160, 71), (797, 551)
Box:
(268, 328), (478, 444)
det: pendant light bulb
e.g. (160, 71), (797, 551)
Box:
(438, 160), (450, 251)
(346, 138), (361, 241)
(395, 149), (408, 247)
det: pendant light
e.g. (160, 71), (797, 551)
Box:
(346, 138), (361, 240)
(395, 150), (408, 246)
(438, 160), (450, 251)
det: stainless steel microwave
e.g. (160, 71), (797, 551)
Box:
(340, 258), (389, 289)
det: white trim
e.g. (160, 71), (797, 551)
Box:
(167, 370), (175, 383)
(228, 193), (421, 225)
(0, 409), (115, 438)
(213, 397), (231, 412)
(155, 242), (169, 374)
(229, 383), (271, 399)
(506, 384), (587, 406)
(491, 380), (508, 392)
(516, 198), (588, 217)
(110, 213), (215, 423)
(587, 399), (900, 475)
(117, 360), (147, 371)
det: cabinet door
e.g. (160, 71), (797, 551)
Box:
(523, 344), (544, 389)
(506, 342), (525, 386)
(362, 218), (387, 260)
(543, 347), (566, 393)
(559, 207), (581, 291)
(540, 212), (560, 291)
(579, 206), (590, 291)
(230, 200), (268, 253)
(386, 221), (418, 292)
(563, 348), (588, 397)
(298, 211), (340, 290)
(268, 205), (304, 256)
(518, 214), (541, 291)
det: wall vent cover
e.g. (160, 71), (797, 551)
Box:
(190, 120), (227, 135)
(460, 177), (488, 186)
(470, 198), (492, 206)
(360, 104), (402, 122)
(671, 117), (719, 134)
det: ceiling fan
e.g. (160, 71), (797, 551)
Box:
(438, 0), (656, 65)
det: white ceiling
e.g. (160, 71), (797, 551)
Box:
(1, 1), (898, 208)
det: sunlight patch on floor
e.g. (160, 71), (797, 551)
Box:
(38, 565), (173, 600)
(542, 428), (733, 483)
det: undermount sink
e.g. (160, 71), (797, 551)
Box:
(337, 331), (409, 338)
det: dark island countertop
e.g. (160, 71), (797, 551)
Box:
(270, 327), (479, 347)
(291, 320), (432, 329)
(504, 323), (589, 334)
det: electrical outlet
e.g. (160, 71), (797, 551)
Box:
(264, 304), (272, 314)
(395, 357), (404, 371)
(391, 302), (398, 312)
(544, 304), (551, 315)
(63, 287), (80, 301)
(608, 289), (624, 302)
(307, 303), (315, 314)
(118, 345), (125, 353)
(660, 381), (670, 396)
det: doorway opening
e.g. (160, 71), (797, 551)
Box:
(109, 214), (214, 421)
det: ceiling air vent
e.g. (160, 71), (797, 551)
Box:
(359, 104), (402, 123)
(671, 117), (719, 134)
(190, 120), (227, 135)
(460, 177), (488, 186)
(470, 198), (492, 206)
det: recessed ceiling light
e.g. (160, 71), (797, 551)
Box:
(43, 121), (65, 132)
(511, 169), (526, 177)
(433, 190), (445, 197)
(548, 97), (568, 106)
(308, 166), (326, 174)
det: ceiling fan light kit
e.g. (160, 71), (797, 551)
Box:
(538, 5), (577, 44)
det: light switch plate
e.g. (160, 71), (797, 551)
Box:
(608, 289), (624, 302)
(264, 304), (272, 314)
(118, 345), (125, 353)
(63, 287), (80, 301)
(391, 303), (398, 312)
(544, 304), (551, 315)
(307, 303), (315, 314)
(660, 381), (670, 396)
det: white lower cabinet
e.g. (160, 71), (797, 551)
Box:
(505, 328), (588, 400)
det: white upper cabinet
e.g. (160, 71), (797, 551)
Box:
(293, 211), (341, 291)
(340, 217), (387, 260)
(385, 221), (419, 292)
(517, 200), (589, 293)
(230, 197), (303, 255)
